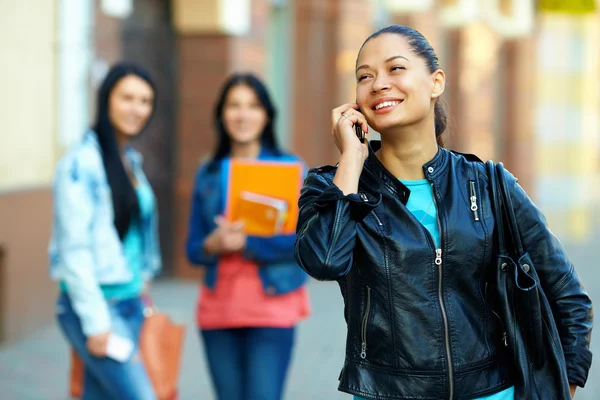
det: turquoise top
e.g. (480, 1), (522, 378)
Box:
(353, 179), (514, 400)
(61, 180), (155, 300)
(400, 179), (440, 248)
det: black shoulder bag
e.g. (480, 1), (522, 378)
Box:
(486, 161), (571, 400)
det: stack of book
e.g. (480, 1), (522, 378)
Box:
(221, 159), (304, 236)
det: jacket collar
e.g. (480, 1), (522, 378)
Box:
(363, 140), (448, 204)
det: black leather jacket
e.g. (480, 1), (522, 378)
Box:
(295, 141), (593, 400)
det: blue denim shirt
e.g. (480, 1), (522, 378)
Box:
(48, 131), (161, 336)
(185, 148), (307, 295)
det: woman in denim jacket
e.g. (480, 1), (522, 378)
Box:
(49, 63), (160, 400)
(186, 73), (311, 400)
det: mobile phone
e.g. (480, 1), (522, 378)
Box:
(354, 102), (366, 143)
(355, 124), (365, 143)
(106, 333), (135, 362)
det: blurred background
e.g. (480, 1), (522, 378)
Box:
(0, 0), (598, 399)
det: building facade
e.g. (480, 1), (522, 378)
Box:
(0, 0), (598, 343)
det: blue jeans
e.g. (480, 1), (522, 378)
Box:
(56, 293), (156, 400)
(201, 327), (295, 400)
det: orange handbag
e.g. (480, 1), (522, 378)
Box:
(69, 309), (185, 400)
(69, 349), (84, 398)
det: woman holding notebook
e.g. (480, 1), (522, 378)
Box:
(185, 73), (311, 400)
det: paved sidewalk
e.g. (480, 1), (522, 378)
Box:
(1, 232), (598, 399)
(0, 279), (348, 400)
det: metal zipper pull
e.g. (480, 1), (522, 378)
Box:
(360, 193), (368, 202)
(435, 248), (442, 265)
(360, 342), (367, 359)
(469, 181), (480, 221)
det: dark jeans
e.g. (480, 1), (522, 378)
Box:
(201, 327), (295, 400)
(56, 293), (156, 400)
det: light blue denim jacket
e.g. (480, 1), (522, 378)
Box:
(48, 131), (161, 336)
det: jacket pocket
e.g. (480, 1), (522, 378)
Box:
(360, 285), (372, 360)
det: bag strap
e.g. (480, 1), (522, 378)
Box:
(486, 161), (507, 255)
(495, 163), (525, 258)
(492, 163), (545, 368)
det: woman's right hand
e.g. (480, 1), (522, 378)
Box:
(204, 216), (247, 255)
(331, 103), (369, 195)
(331, 103), (369, 163)
(87, 331), (110, 357)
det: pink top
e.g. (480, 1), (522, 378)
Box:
(197, 254), (311, 329)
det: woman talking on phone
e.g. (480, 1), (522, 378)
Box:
(49, 63), (160, 399)
(186, 73), (310, 400)
(295, 25), (593, 400)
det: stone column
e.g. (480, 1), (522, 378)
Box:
(445, 23), (502, 161)
(291, 0), (373, 168)
(499, 38), (534, 193)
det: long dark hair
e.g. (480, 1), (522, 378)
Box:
(93, 62), (156, 239)
(210, 73), (281, 163)
(359, 25), (448, 143)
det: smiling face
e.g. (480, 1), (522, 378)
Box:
(108, 75), (154, 138)
(355, 33), (444, 134)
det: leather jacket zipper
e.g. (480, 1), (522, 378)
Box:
(360, 286), (371, 359)
(372, 211), (383, 226)
(436, 248), (454, 400)
(469, 180), (480, 221)
(430, 183), (454, 400)
(362, 193), (383, 227)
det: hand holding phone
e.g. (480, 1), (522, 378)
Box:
(331, 103), (369, 160)
(331, 103), (369, 194)
(355, 124), (365, 143)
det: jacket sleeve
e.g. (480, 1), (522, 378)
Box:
(185, 167), (219, 268)
(54, 155), (111, 336)
(294, 168), (380, 281)
(506, 170), (593, 387)
(245, 234), (296, 264)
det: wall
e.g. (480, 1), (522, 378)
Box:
(0, 191), (54, 343)
(0, 1), (58, 343)
(0, 2), (57, 190)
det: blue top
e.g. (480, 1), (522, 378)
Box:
(400, 179), (440, 248)
(101, 181), (155, 299)
(60, 180), (156, 300)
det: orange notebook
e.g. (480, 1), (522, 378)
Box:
(222, 159), (304, 237)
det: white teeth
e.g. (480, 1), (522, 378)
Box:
(375, 101), (400, 110)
